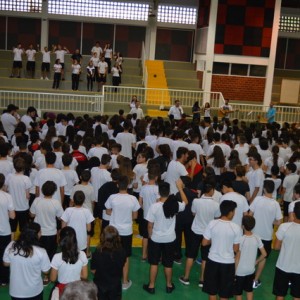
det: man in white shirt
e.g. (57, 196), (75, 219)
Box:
(105, 176), (140, 291)
(165, 147), (188, 195)
(91, 41), (103, 58)
(220, 180), (249, 227)
(97, 56), (108, 92)
(130, 100), (144, 120)
(249, 180), (282, 288)
(10, 43), (24, 78)
(219, 98), (233, 121)
(202, 200), (242, 299)
(168, 100), (183, 122)
(21, 106), (37, 132)
(25, 44), (36, 79)
(116, 120), (136, 160)
(273, 202), (300, 300)
(41, 46), (51, 80)
(1, 104), (19, 140)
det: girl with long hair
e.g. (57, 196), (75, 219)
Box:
(263, 145), (285, 176)
(91, 225), (126, 300)
(206, 145), (226, 176)
(3, 222), (50, 300)
(50, 226), (88, 297)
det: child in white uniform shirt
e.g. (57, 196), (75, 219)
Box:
(288, 183), (300, 221)
(143, 180), (187, 294)
(0, 173), (15, 286)
(234, 216), (266, 300)
(71, 59), (81, 91)
(41, 46), (51, 80)
(105, 175), (140, 290)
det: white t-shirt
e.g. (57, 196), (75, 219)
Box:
(220, 192), (249, 227)
(129, 107), (144, 120)
(140, 184), (160, 218)
(188, 143), (205, 164)
(191, 196), (220, 235)
(168, 105), (183, 120)
(165, 160), (188, 195)
(55, 50), (67, 63)
(71, 184), (95, 214)
(265, 177), (282, 200)
(3, 242), (50, 298)
(87, 146), (108, 160)
(62, 169), (79, 196)
(26, 49), (36, 61)
(236, 234), (264, 276)
(105, 193), (140, 236)
(54, 63), (62, 73)
(204, 219), (242, 264)
(72, 64), (81, 75)
(13, 48), (23, 61)
(111, 67), (120, 77)
(0, 190), (14, 235)
(116, 132), (136, 160)
(146, 201), (185, 243)
(104, 48), (112, 58)
(257, 148), (272, 163)
(1, 112), (17, 140)
(98, 61), (108, 74)
(172, 140), (189, 159)
(283, 173), (300, 203)
(234, 144), (249, 165)
(276, 222), (300, 273)
(90, 167), (112, 201)
(30, 197), (64, 236)
(42, 50), (51, 63)
(34, 168), (67, 203)
(133, 163), (148, 193)
(246, 168), (265, 198)
(0, 159), (14, 177)
(90, 57), (99, 67)
(288, 199), (300, 214)
(21, 115), (34, 130)
(91, 46), (103, 58)
(51, 251), (88, 284)
(156, 136), (174, 150)
(6, 174), (32, 211)
(250, 195), (282, 240)
(264, 156), (285, 175)
(61, 207), (95, 250)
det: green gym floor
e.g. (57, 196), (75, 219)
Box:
(0, 248), (294, 300)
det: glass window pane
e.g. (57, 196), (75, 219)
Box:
(250, 65), (267, 77)
(231, 64), (248, 76)
(213, 62), (229, 75)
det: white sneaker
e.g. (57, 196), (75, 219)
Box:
(122, 280), (132, 290)
(40, 77), (43, 80)
(45, 77), (49, 80)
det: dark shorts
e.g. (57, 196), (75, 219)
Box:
(234, 273), (255, 295)
(40, 235), (57, 261)
(203, 259), (235, 298)
(13, 61), (22, 68)
(140, 218), (148, 239)
(12, 291), (43, 300)
(283, 201), (290, 217)
(97, 73), (106, 83)
(260, 240), (272, 258)
(26, 61), (35, 70)
(273, 267), (300, 298)
(10, 210), (29, 232)
(148, 239), (175, 268)
(41, 62), (50, 72)
(186, 232), (210, 260)
(120, 234), (132, 257)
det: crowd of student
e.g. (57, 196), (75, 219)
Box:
(0, 100), (300, 300)
(9, 42), (123, 92)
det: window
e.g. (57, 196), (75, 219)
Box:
(48, 1), (149, 21)
(0, 0), (42, 12)
(231, 64), (248, 76)
(250, 65), (267, 77)
(280, 15), (300, 33)
(213, 62), (229, 75)
(157, 5), (197, 25)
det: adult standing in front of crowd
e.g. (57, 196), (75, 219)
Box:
(41, 46), (51, 80)
(168, 100), (184, 122)
(267, 102), (276, 124)
(10, 43), (24, 78)
(1, 104), (19, 141)
(53, 44), (69, 81)
(25, 44), (37, 79)
(91, 41), (103, 59)
(104, 43), (113, 73)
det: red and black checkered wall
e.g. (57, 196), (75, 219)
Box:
(215, 0), (275, 57)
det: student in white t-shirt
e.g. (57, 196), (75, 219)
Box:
(53, 44), (69, 80)
(0, 144), (14, 177)
(288, 183), (300, 222)
(10, 43), (24, 78)
(105, 175), (140, 291)
(87, 136), (109, 161)
(281, 163), (299, 222)
(25, 44), (37, 79)
(220, 180), (249, 227)
(249, 180), (282, 288)
(179, 180), (220, 287)
(0, 173), (15, 286)
(61, 191), (95, 257)
(50, 226), (88, 294)
(3, 222), (51, 299)
(52, 58), (62, 89)
(273, 201), (300, 300)
(234, 216), (266, 300)
(143, 180), (187, 294)
(91, 41), (103, 58)
(41, 46), (51, 80)
(71, 59), (81, 91)
(6, 158), (32, 234)
(187, 133), (205, 165)
(111, 62), (121, 92)
(202, 200), (242, 299)
(132, 152), (148, 196)
(116, 120), (136, 160)
(30, 181), (64, 284)
(61, 153), (79, 209)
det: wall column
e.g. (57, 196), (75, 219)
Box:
(203, 0), (218, 103)
(40, 0), (49, 48)
(264, 0), (282, 107)
(145, 16), (157, 60)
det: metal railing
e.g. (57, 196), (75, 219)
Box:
(0, 90), (104, 114)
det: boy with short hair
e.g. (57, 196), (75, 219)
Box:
(288, 183), (300, 222)
(61, 191), (95, 254)
(105, 175), (140, 290)
(202, 200), (242, 299)
(234, 215), (267, 300)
